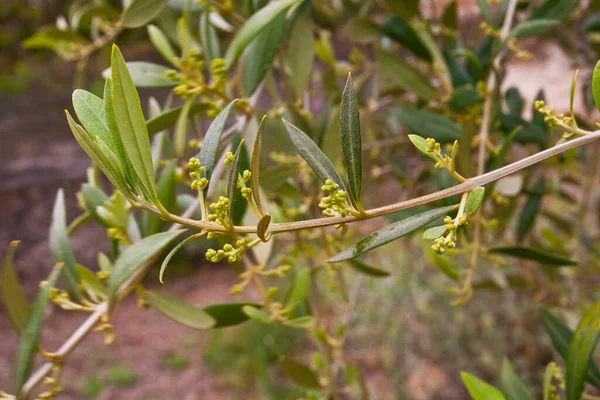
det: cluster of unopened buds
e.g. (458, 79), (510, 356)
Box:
(207, 196), (230, 225)
(166, 50), (206, 99)
(431, 215), (468, 255)
(188, 157), (208, 190)
(206, 239), (251, 263)
(319, 179), (350, 217)
(47, 285), (92, 312)
(506, 37), (533, 61)
(535, 100), (574, 128)
(425, 138), (453, 169)
(238, 170), (252, 199)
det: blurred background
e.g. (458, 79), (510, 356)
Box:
(0, 0), (587, 399)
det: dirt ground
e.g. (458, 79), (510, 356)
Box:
(0, 3), (584, 399)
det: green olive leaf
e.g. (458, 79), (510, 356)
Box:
(461, 372), (506, 400)
(146, 102), (209, 136)
(257, 213), (272, 242)
(200, 9), (221, 64)
(376, 49), (439, 101)
(509, 19), (559, 39)
(110, 44), (157, 200)
(393, 107), (461, 142)
(76, 264), (107, 302)
(49, 189), (82, 299)
(426, 249), (460, 281)
(465, 187), (485, 216)
(243, 11), (286, 96)
(159, 233), (204, 283)
(475, 0), (493, 23)
(174, 98), (194, 157)
(541, 309), (600, 388)
(199, 100), (238, 183)
(224, 0), (302, 69)
(423, 225), (448, 240)
(329, 205), (458, 262)
(121, 0), (168, 28)
(251, 116), (267, 216)
(500, 359), (533, 400)
(108, 230), (185, 306)
(489, 246), (577, 266)
(380, 16), (432, 61)
(530, 0), (579, 20)
(14, 264), (62, 396)
(227, 139), (245, 226)
(517, 178), (545, 242)
(348, 259), (391, 278)
(102, 62), (177, 88)
(593, 59), (600, 114)
(203, 303), (260, 328)
(283, 119), (346, 191)
(81, 184), (110, 226)
(1, 241), (29, 335)
(147, 24), (177, 65)
(567, 301), (600, 400)
(341, 74), (363, 208)
(146, 290), (215, 329)
(146, 160), (178, 235)
(280, 357), (322, 390)
(285, 268), (310, 313)
(287, 11), (314, 97)
(242, 305), (271, 324)
(408, 134), (438, 161)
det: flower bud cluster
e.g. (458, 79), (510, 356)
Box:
(224, 151), (235, 166)
(188, 157), (208, 190)
(206, 238), (251, 264)
(238, 170), (252, 199)
(506, 38), (533, 61)
(167, 50), (206, 99)
(535, 100), (574, 129)
(431, 215), (467, 255)
(207, 196), (230, 226)
(319, 179), (350, 218)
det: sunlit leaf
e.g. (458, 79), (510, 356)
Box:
(50, 189), (82, 299)
(227, 139), (245, 226)
(147, 24), (177, 64)
(500, 359), (533, 400)
(567, 301), (600, 400)
(102, 62), (177, 88)
(224, 0), (302, 68)
(1, 241), (29, 335)
(146, 291), (215, 329)
(14, 264), (62, 395)
(121, 0), (168, 28)
(111, 44), (157, 200)
(461, 372), (506, 400)
(108, 230), (185, 305)
(329, 205), (458, 262)
(251, 116), (266, 215)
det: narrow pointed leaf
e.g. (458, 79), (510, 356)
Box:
(147, 24), (177, 64)
(280, 357), (322, 390)
(147, 104), (206, 136)
(102, 62), (177, 88)
(159, 233), (204, 283)
(200, 9), (221, 64)
(76, 265), (107, 302)
(393, 107), (461, 142)
(287, 11), (314, 97)
(567, 301), (600, 400)
(286, 268), (310, 312)
(111, 44), (157, 200)
(465, 187), (485, 216)
(203, 302), (260, 327)
(592, 59), (600, 114)
(199, 100), (237, 182)
(531, 0), (579, 20)
(243, 12), (286, 96)
(408, 134), (438, 161)
(283, 119), (346, 191)
(1, 241), (29, 335)
(500, 359), (533, 400)
(341, 74), (363, 207)
(242, 305), (271, 324)
(81, 184), (109, 225)
(461, 372), (506, 400)
(376, 49), (439, 101)
(146, 291), (215, 329)
(475, 0), (493, 23)
(489, 246), (577, 266)
(423, 225), (447, 240)
(174, 98), (194, 157)
(251, 116), (266, 215)
(14, 264), (62, 395)
(231, 134), (250, 226)
(108, 230), (185, 305)
(517, 178), (544, 242)
(226, 139), (244, 225)
(329, 205), (458, 262)
(50, 189), (81, 299)
(224, 0), (301, 68)
(380, 16), (432, 61)
(146, 160), (178, 235)
(541, 309), (600, 387)
(348, 259), (391, 277)
(121, 0), (168, 28)
(509, 19), (559, 39)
